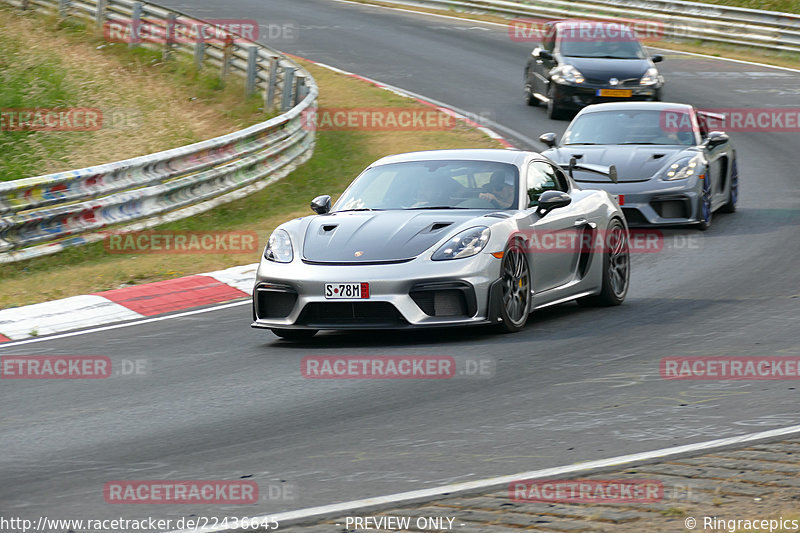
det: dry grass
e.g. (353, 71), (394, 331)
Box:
(0, 6), (264, 180)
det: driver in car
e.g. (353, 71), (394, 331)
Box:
(480, 172), (515, 208)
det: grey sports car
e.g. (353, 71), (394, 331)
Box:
(251, 149), (630, 340)
(540, 102), (738, 229)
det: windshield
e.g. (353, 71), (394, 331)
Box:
(559, 34), (646, 59)
(333, 160), (520, 211)
(563, 110), (696, 146)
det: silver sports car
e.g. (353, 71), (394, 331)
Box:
(540, 102), (738, 229)
(251, 149), (630, 340)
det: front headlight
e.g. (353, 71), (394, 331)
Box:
(432, 227), (491, 261)
(264, 229), (293, 262)
(640, 67), (660, 86)
(551, 64), (585, 84)
(663, 155), (704, 181)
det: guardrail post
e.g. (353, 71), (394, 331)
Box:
(246, 45), (258, 97)
(265, 57), (279, 111)
(221, 34), (234, 83)
(58, 0), (70, 18)
(163, 12), (176, 61)
(281, 66), (295, 112)
(295, 75), (307, 106)
(129, 2), (143, 49)
(194, 33), (205, 70)
(95, 0), (107, 29)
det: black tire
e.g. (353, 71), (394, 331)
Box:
(496, 241), (531, 332)
(271, 328), (318, 340)
(720, 158), (738, 214)
(524, 74), (540, 106)
(546, 84), (565, 120)
(578, 219), (630, 307)
(697, 169), (713, 231)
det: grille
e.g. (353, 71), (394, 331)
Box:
(622, 208), (649, 226)
(255, 287), (297, 319)
(409, 281), (476, 318)
(651, 198), (690, 219)
(410, 289), (468, 317)
(297, 302), (406, 328)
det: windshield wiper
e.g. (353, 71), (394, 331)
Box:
(564, 142), (598, 145)
(336, 208), (383, 212)
(618, 142), (659, 145)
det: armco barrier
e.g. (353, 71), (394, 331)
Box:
(373, 0), (800, 53)
(0, 0), (317, 262)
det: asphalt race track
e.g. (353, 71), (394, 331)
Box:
(1, 0), (799, 524)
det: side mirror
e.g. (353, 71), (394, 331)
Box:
(539, 132), (557, 148)
(310, 194), (331, 214)
(706, 131), (729, 145)
(652, 54), (664, 63)
(536, 190), (572, 217)
(538, 49), (553, 61)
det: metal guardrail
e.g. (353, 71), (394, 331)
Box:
(378, 0), (800, 53)
(0, 0), (317, 262)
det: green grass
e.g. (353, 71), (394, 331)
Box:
(0, 24), (83, 180)
(0, 5), (268, 182)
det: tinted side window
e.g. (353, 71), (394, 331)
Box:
(526, 161), (567, 207)
(543, 26), (556, 53)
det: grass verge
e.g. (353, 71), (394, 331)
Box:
(0, 4), (267, 181)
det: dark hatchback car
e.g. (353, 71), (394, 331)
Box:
(524, 20), (664, 119)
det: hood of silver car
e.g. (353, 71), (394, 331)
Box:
(302, 210), (487, 263)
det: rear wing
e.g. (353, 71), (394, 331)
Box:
(697, 110), (727, 131)
(560, 157), (619, 183)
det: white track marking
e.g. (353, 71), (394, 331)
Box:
(0, 300), (250, 349)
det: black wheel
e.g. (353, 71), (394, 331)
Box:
(698, 168), (713, 230)
(720, 158), (738, 213)
(546, 84), (565, 120)
(496, 242), (531, 332)
(271, 328), (318, 340)
(524, 73), (540, 106)
(578, 220), (630, 307)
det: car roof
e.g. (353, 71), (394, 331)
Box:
(553, 19), (633, 31)
(577, 102), (695, 114)
(370, 149), (531, 168)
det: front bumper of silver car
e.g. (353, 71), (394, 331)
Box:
(576, 179), (702, 227)
(250, 252), (503, 330)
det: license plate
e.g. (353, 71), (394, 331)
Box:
(325, 282), (370, 299)
(597, 89), (632, 97)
